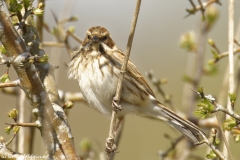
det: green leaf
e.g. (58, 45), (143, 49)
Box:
(206, 150), (217, 159)
(228, 93), (236, 104)
(68, 16), (78, 22)
(68, 26), (75, 33)
(4, 126), (12, 135)
(23, 0), (30, 9)
(0, 72), (10, 83)
(0, 45), (7, 55)
(233, 134), (240, 143)
(203, 64), (218, 76)
(38, 54), (48, 63)
(80, 138), (92, 152)
(33, 8), (44, 16)
(9, 0), (22, 12)
(223, 118), (237, 131)
(7, 109), (18, 120)
(13, 126), (20, 134)
(214, 138), (220, 145)
(194, 98), (214, 119)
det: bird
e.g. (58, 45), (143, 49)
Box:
(68, 26), (206, 145)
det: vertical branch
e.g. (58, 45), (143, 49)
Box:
(36, 0), (44, 41)
(223, 0), (234, 159)
(16, 89), (27, 153)
(106, 0), (141, 158)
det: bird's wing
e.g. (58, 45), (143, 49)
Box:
(112, 50), (156, 97)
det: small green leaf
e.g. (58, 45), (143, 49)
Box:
(80, 138), (92, 152)
(208, 39), (215, 47)
(214, 138), (220, 146)
(68, 26), (75, 33)
(228, 93), (236, 104)
(182, 74), (194, 83)
(51, 27), (59, 36)
(223, 118), (237, 131)
(206, 150), (217, 159)
(0, 45), (7, 55)
(68, 16), (78, 22)
(64, 101), (74, 109)
(203, 64), (218, 76)
(23, 0), (30, 9)
(233, 134), (240, 143)
(9, 0), (22, 12)
(179, 31), (197, 52)
(33, 8), (44, 16)
(211, 49), (219, 59)
(7, 109), (18, 120)
(194, 98), (214, 119)
(38, 54), (48, 63)
(4, 126), (12, 135)
(0, 72), (10, 83)
(13, 126), (20, 134)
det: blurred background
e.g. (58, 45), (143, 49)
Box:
(1, 0), (240, 159)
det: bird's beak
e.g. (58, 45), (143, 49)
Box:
(92, 36), (99, 42)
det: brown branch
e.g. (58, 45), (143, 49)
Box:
(5, 122), (39, 127)
(42, 42), (65, 47)
(5, 133), (17, 146)
(211, 102), (240, 121)
(209, 47), (240, 63)
(58, 89), (86, 102)
(158, 135), (184, 159)
(196, 138), (227, 160)
(0, 80), (20, 88)
(105, 0), (142, 158)
(0, 1), (79, 159)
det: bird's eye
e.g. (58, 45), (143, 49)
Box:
(102, 36), (107, 41)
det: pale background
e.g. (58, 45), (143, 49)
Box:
(1, 0), (240, 159)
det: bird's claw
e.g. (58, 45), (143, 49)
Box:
(112, 98), (122, 111)
(105, 137), (117, 153)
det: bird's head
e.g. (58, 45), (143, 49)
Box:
(82, 26), (116, 51)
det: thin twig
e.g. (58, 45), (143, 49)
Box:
(67, 30), (83, 44)
(0, 79), (20, 88)
(159, 135), (184, 159)
(223, 0), (234, 159)
(185, 0), (221, 18)
(105, 0), (141, 158)
(195, 139), (227, 160)
(211, 102), (240, 121)
(42, 42), (65, 47)
(209, 47), (240, 63)
(5, 122), (39, 127)
(5, 133), (17, 146)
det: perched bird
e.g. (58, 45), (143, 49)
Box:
(68, 26), (206, 144)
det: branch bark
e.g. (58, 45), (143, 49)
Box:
(0, 1), (79, 159)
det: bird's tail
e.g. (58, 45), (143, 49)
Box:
(157, 102), (206, 144)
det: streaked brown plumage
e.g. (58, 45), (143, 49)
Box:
(68, 26), (206, 144)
